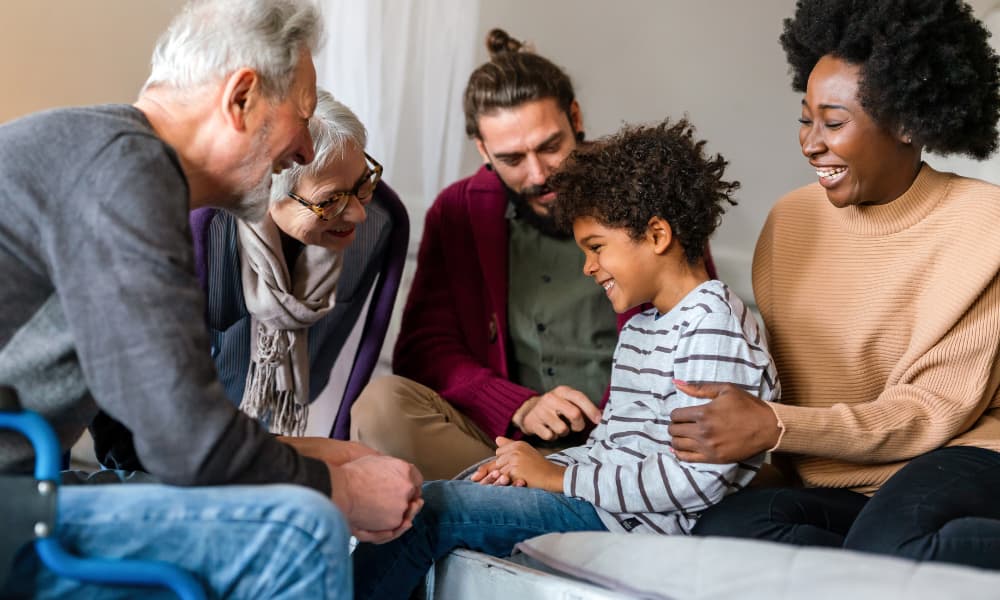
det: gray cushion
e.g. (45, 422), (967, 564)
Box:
(514, 532), (1000, 600)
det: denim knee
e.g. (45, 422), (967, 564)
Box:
(266, 484), (350, 550)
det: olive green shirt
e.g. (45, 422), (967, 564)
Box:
(507, 211), (618, 407)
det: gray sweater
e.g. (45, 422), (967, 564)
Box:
(0, 105), (329, 492)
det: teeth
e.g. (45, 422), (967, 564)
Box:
(602, 280), (614, 292)
(816, 167), (847, 179)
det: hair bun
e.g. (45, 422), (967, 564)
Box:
(486, 28), (525, 59)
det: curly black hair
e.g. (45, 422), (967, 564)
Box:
(550, 118), (738, 264)
(780, 0), (1000, 159)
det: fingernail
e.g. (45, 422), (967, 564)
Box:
(673, 379), (687, 385)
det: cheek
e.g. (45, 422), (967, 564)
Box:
(544, 153), (567, 172)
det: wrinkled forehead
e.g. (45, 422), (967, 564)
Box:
(477, 97), (573, 151)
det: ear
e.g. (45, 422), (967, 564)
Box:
(220, 67), (261, 133)
(568, 100), (583, 135)
(646, 216), (673, 255)
(894, 126), (913, 145)
(474, 138), (492, 164)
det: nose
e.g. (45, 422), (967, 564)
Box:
(294, 126), (315, 166)
(800, 123), (825, 158)
(525, 153), (547, 186)
(340, 196), (368, 224)
(582, 253), (599, 277)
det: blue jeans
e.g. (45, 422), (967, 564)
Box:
(7, 476), (351, 599)
(692, 446), (1000, 569)
(352, 480), (608, 600)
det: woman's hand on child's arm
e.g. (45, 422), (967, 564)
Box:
(668, 380), (782, 463)
(494, 437), (566, 492)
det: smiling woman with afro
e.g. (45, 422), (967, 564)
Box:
(668, 0), (1000, 572)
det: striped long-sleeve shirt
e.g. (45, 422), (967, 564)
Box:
(547, 280), (780, 535)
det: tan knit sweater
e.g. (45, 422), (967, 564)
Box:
(754, 164), (1000, 494)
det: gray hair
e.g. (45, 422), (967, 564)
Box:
(271, 89), (368, 203)
(143, 0), (323, 99)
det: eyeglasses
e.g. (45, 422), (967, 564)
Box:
(287, 152), (383, 221)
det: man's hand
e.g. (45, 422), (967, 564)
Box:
(327, 455), (423, 543)
(512, 385), (602, 440)
(278, 436), (379, 467)
(668, 380), (781, 464)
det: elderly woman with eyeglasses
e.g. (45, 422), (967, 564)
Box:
(218, 88), (383, 436)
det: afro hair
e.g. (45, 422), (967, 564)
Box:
(780, 0), (1000, 159)
(550, 118), (738, 264)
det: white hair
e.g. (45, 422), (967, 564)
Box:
(143, 0), (323, 99)
(271, 89), (369, 204)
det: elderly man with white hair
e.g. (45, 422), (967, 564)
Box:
(0, 1), (421, 597)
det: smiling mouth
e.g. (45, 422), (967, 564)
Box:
(328, 226), (355, 238)
(816, 167), (846, 180)
(600, 279), (615, 295)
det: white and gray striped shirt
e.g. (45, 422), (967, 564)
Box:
(548, 280), (780, 535)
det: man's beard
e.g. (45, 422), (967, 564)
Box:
(229, 122), (274, 223)
(500, 178), (570, 239)
(230, 169), (272, 222)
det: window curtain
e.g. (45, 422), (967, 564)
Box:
(315, 0), (481, 242)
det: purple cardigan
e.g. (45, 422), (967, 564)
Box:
(393, 166), (635, 439)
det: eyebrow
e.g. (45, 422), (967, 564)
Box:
(317, 165), (371, 197)
(492, 130), (565, 161)
(801, 99), (850, 111)
(577, 234), (600, 245)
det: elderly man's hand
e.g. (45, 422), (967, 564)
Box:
(328, 455), (423, 540)
(279, 436), (379, 467)
(512, 385), (602, 440)
(668, 380), (781, 464)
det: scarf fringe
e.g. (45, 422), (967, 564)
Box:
(241, 328), (309, 437)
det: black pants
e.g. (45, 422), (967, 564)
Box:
(692, 446), (1000, 569)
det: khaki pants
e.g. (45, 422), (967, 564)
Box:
(350, 375), (497, 480)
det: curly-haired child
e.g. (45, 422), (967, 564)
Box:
(351, 118), (780, 600)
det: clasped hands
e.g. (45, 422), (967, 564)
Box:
(279, 436), (424, 544)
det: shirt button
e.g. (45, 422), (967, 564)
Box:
(536, 323), (546, 332)
(546, 367), (555, 376)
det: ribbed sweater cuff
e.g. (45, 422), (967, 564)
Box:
(770, 403), (845, 455)
(765, 401), (786, 452)
(468, 378), (536, 440)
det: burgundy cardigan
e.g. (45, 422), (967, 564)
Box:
(393, 166), (632, 439)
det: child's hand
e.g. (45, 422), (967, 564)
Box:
(470, 456), (528, 487)
(494, 436), (566, 492)
(470, 459), (508, 486)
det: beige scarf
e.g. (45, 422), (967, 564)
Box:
(236, 214), (341, 435)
